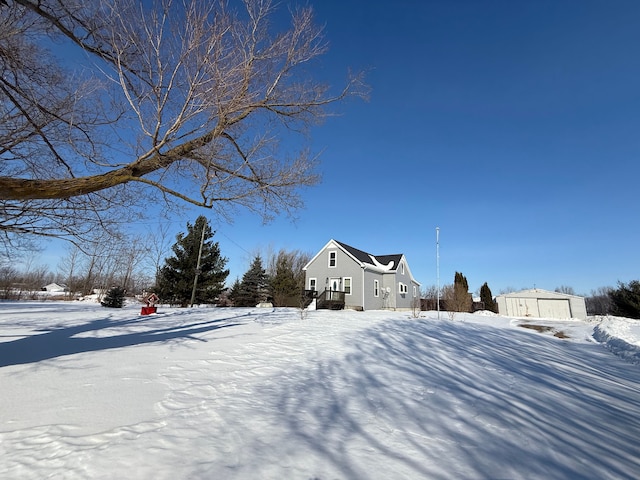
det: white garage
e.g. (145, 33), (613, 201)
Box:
(496, 289), (587, 320)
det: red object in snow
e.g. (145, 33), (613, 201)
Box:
(141, 292), (159, 315)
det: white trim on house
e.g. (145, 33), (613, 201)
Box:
(328, 250), (337, 268)
(344, 277), (352, 295)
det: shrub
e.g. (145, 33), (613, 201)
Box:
(101, 286), (126, 308)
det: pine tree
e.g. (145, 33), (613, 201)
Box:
(479, 282), (498, 313)
(225, 278), (242, 306)
(270, 252), (299, 306)
(609, 280), (640, 319)
(156, 216), (229, 307)
(235, 255), (270, 307)
(101, 286), (126, 308)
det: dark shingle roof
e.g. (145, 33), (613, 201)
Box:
(335, 240), (402, 271)
(375, 254), (403, 268)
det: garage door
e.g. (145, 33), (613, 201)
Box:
(507, 297), (539, 317)
(538, 299), (571, 319)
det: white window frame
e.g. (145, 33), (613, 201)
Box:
(309, 278), (317, 291)
(413, 285), (417, 297)
(398, 282), (408, 294)
(401, 262), (405, 275)
(328, 250), (337, 268)
(374, 279), (379, 297)
(344, 277), (352, 295)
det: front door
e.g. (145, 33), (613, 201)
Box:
(329, 277), (341, 299)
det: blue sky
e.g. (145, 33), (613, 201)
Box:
(39, 0), (640, 296)
(208, 0), (640, 295)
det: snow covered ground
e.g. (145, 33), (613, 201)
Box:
(1, 301), (639, 479)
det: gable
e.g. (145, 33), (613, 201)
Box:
(304, 239), (353, 270)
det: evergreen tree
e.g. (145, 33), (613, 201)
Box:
(101, 286), (126, 308)
(608, 280), (640, 319)
(270, 252), (299, 306)
(479, 282), (498, 313)
(235, 255), (270, 307)
(451, 271), (472, 312)
(156, 216), (229, 307)
(227, 278), (242, 306)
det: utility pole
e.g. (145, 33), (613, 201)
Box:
(436, 226), (440, 320)
(190, 222), (206, 308)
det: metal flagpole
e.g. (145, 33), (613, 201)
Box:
(436, 226), (440, 320)
(190, 222), (207, 308)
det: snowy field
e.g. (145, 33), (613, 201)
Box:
(1, 301), (639, 480)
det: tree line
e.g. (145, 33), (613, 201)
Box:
(1, 231), (155, 300)
(3, 214), (640, 318)
(1, 215), (311, 308)
(421, 272), (498, 316)
(154, 216), (311, 308)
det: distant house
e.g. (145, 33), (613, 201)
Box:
(42, 283), (67, 293)
(303, 239), (421, 311)
(496, 288), (587, 320)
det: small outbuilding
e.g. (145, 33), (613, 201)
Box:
(496, 288), (587, 320)
(42, 283), (67, 293)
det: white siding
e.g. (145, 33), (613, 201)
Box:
(496, 289), (587, 320)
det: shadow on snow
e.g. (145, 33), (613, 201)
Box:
(0, 310), (250, 368)
(269, 318), (640, 480)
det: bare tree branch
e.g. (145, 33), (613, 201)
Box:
(0, 0), (367, 249)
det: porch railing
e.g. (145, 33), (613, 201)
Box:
(309, 288), (345, 310)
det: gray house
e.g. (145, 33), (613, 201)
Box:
(303, 239), (421, 311)
(496, 288), (587, 320)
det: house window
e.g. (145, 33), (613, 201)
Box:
(399, 282), (408, 294)
(344, 277), (352, 295)
(309, 278), (317, 291)
(413, 285), (417, 297)
(374, 279), (379, 297)
(401, 262), (405, 275)
(328, 251), (337, 268)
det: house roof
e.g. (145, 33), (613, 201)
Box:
(334, 240), (403, 271)
(332, 241), (396, 268)
(496, 288), (584, 299)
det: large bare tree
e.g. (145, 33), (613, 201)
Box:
(0, 0), (366, 249)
